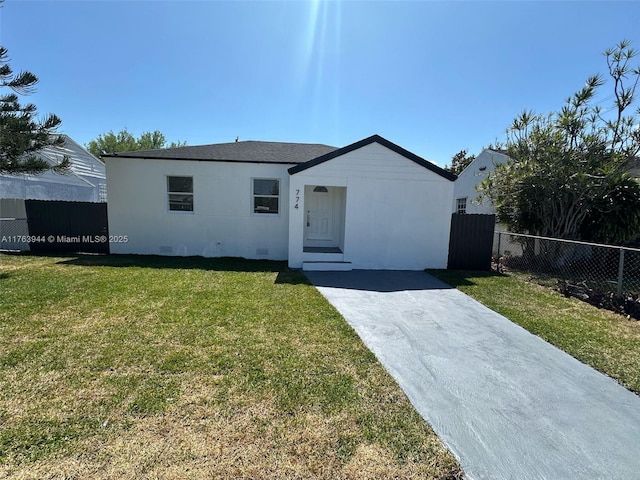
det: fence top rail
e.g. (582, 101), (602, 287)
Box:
(496, 231), (640, 253)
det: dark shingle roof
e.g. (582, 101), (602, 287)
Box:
(102, 140), (338, 165)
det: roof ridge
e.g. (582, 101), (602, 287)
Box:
(108, 139), (338, 157)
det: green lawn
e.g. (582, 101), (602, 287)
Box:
(429, 269), (640, 395)
(0, 254), (461, 479)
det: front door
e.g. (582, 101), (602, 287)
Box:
(306, 187), (334, 242)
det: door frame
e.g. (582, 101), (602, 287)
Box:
(303, 185), (345, 249)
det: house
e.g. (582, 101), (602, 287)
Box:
(452, 148), (510, 215)
(0, 135), (107, 203)
(452, 148), (523, 256)
(104, 134), (456, 271)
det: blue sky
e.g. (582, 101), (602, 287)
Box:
(2, 1), (639, 167)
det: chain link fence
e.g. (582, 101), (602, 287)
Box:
(494, 231), (640, 318)
(0, 218), (30, 251)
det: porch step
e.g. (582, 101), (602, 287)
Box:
(303, 252), (344, 262)
(302, 261), (353, 272)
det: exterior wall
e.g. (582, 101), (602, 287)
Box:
(493, 224), (525, 257)
(106, 157), (291, 259)
(452, 149), (510, 214)
(289, 142), (454, 270)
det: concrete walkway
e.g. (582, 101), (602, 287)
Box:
(305, 270), (640, 480)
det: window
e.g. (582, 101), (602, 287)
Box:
(167, 176), (193, 212)
(456, 197), (467, 214)
(253, 178), (279, 214)
(98, 183), (107, 203)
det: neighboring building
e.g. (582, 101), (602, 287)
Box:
(104, 134), (456, 271)
(452, 149), (510, 215)
(452, 149), (523, 256)
(0, 135), (106, 203)
(625, 157), (640, 181)
(0, 135), (106, 252)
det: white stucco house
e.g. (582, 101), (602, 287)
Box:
(104, 134), (456, 271)
(452, 149), (510, 215)
(453, 148), (525, 255)
(0, 135), (106, 203)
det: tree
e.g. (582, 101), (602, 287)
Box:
(478, 40), (640, 245)
(86, 128), (186, 158)
(445, 149), (476, 176)
(580, 175), (640, 243)
(0, 45), (69, 175)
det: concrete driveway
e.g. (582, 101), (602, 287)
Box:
(305, 270), (640, 480)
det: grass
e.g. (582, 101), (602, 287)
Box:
(0, 253), (461, 479)
(429, 269), (640, 395)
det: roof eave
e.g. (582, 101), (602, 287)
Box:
(102, 154), (303, 165)
(289, 134), (457, 181)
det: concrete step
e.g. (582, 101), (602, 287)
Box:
(302, 252), (344, 262)
(302, 261), (353, 272)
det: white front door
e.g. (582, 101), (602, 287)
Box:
(306, 187), (334, 242)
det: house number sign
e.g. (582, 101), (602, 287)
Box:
(294, 189), (300, 209)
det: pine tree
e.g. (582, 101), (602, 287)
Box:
(0, 45), (69, 175)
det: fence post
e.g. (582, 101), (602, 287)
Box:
(497, 231), (501, 256)
(617, 248), (625, 297)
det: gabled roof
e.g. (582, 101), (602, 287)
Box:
(102, 140), (338, 165)
(40, 135), (105, 179)
(456, 148), (511, 178)
(1, 134), (105, 184)
(288, 134), (457, 181)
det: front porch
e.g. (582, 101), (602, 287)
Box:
(288, 180), (352, 271)
(301, 245), (352, 271)
(303, 246), (342, 254)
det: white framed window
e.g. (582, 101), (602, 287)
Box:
(167, 176), (194, 212)
(456, 197), (467, 214)
(252, 178), (280, 215)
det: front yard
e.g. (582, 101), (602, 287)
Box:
(0, 254), (461, 479)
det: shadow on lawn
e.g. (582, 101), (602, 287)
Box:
(427, 269), (506, 288)
(51, 253), (311, 285)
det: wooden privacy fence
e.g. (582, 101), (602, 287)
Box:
(0, 199), (109, 254)
(447, 213), (496, 270)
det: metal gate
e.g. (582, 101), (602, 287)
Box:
(24, 200), (109, 254)
(447, 213), (495, 270)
